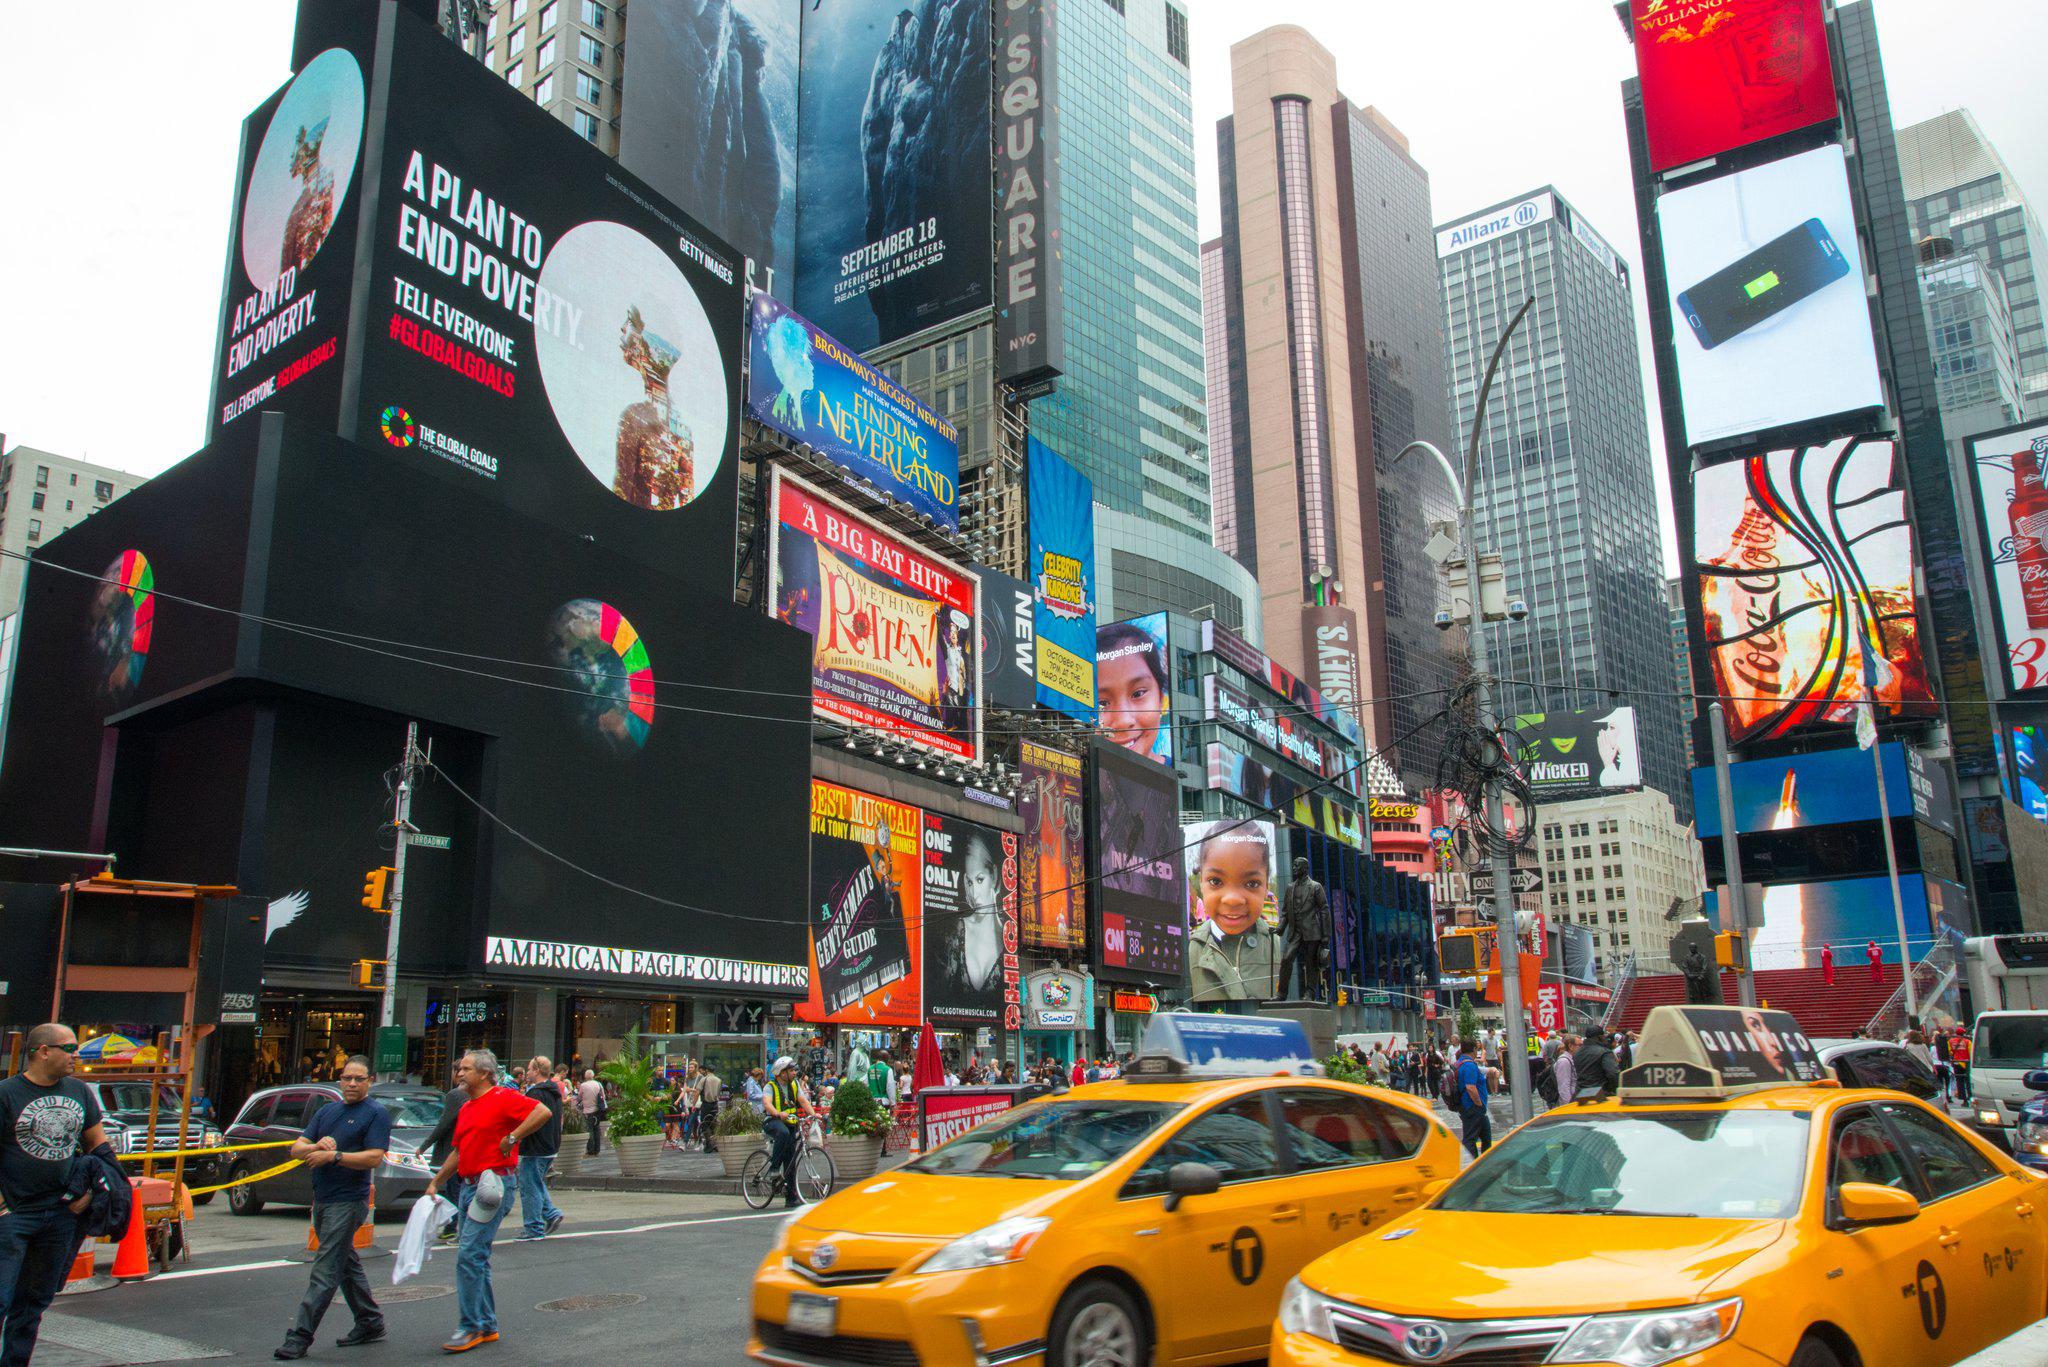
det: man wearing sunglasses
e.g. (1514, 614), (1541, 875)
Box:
(0, 1023), (109, 1367)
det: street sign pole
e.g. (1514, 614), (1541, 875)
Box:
(379, 723), (418, 1050)
(1709, 704), (1757, 1009)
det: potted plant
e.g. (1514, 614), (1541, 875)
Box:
(599, 1033), (664, 1179)
(553, 1105), (586, 1178)
(825, 1078), (891, 1182)
(714, 1099), (767, 1178)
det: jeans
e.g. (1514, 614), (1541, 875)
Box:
(0, 1206), (82, 1367)
(289, 1200), (382, 1345)
(763, 1117), (798, 1206)
(455, 1176), (511, 1335)
(516, 1155), (559, 1237)
(585, 1115), (602, 1156)
(700, 1098), (718, 1152)
(1459, 1103), (1493, 1158)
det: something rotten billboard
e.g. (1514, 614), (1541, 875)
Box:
(1965, 419), (2048, 695)
(801, 781), (920, 1027)
(921, 812), (1022, 1031)
(769, 468), (981, 762)
(795, 0), (993, 351)
(211, 6), (747, 595)
(1028, 438), (1098, 721)
(1510, 706), (1643, 804)
(1630, 0), (1838, 174)
(745, 293), (960, 530)
(1694, 436), (1934, 744)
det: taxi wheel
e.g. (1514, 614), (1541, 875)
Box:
(1049, 1278), (1148, 1367)
(1788, 1336), (1844, 1367)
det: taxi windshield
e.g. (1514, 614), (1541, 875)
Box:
(1439, 1110), (1809, 1219)
(907, 1100), (1184, 1181)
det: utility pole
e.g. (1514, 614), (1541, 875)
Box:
(380, 722), (420, 1033)
(1860, 673), (1918, 1022)
(1396, 294), (1537, 1125)
(1708, 704), (1757, 1008)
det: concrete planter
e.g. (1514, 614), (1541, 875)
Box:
(550, 1145), (584, 1179)
(719, 1136), (768, 1179)
(613, 1133), (664, 1180)
(826, 1133), (884, 1184)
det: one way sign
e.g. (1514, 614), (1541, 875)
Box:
(1471, 866), (1543, 898)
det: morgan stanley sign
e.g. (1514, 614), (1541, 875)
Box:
(996, 0), (1063, 387)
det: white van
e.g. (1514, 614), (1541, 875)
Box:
(1970, 1010), (2048, 1136)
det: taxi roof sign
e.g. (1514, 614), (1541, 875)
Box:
(1125, 1012), (1322, 1080)
(1618, 1005), (1825, 1103)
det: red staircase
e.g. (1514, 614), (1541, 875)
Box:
(1612, 964), (1902, 1039)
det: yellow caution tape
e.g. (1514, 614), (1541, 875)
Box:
(115, 1139), (297, 1162)
(181, 1156), (304, 1197)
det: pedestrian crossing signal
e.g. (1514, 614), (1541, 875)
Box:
(352, 958), (385, 989)
(1714, 931), (1748, 972)
(361, 866), (394, 912)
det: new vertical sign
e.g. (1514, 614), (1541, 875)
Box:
(995, 0), (1063, 386)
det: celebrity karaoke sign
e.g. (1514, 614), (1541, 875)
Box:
(769, 468), (982, 761)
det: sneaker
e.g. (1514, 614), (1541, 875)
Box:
(442, 1331), (499, 1353)
(545, 1212), (564, 1235)
(274, 1338), (311, 1361)
(514, 1231), (546, 1241)
(337, 1324), (387, 1348)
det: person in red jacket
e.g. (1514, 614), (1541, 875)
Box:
(1866, 939), (1883, 983)
(423, 1050), (550, 1354)
(1069, 1057), (1085, 1088)
(1820, 942), (1835, 986)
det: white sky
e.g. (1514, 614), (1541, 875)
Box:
(1, 1), (2042, 576)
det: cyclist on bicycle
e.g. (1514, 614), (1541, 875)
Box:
(763, 1056), (812, 1210)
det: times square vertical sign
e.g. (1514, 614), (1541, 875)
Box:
(996, 0), (1063, 387)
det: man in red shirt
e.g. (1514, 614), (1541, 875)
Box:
(1820, 942), (1834, 986)
(423, 1050), (550, 1353)
(1866, 939), (1883, 983)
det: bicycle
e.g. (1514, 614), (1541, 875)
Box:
(741, 1118), (836, 1210)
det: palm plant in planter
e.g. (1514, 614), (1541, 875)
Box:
(825, 1078), (891, 1182)
(598, 1034), (665, 1179)
(714, 1098), (767, 1178)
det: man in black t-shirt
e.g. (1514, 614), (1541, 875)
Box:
(0, 1022), (109, 1367)
(273, 1055), (391, 1359)
(514, 1057), (564, 1242)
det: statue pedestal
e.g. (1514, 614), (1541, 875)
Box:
(1262, 1000), (1338, 1059)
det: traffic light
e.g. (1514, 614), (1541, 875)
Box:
(1714, 931), (1748, 972)
(352, 958), (386, 989)
(361, 866), (394, 912)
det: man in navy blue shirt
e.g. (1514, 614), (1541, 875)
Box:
(1456, 1038), (1492, 1158)
(274, 1057), (391, 1360)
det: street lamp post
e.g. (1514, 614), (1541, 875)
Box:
(1396, 294), (1537, 1125)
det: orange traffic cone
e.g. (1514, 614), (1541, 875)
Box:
(65, 1246), (96, 1285)
(110, 1181), (152, 1281)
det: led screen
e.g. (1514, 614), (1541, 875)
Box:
(1018, 740), (1085, 953)
(1182, 818), (1280, 934)
(1693, 436), (1934, 744)
(1690, 742), (1951, 838)
(1707, 873), (1961, 970)
(1966, 420), (2048, 695)
(1657, 144), (1883, 448)
(1510, 706), (1642, 804)
(1631, 0), (1838, 174)
(1097, 614), (1173, 767)
(1091, 739), (1184, 984)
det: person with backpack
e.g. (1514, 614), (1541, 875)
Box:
(1454, 1040), (1492, 1156)
(1571, 1029), (1621, 1101)
(1552, 1035), (1578, 1109)
(575, 1068), (605, 1157)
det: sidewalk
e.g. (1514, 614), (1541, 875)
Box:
(554, 1141), (910, 1194)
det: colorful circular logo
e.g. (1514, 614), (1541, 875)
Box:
(380, 406), (416, 447)
(547, 599), (654, 751)
(90, 549), (155, 704)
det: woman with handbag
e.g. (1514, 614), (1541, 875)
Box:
(575, 1068), (606, 1157)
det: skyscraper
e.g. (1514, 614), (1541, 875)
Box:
(1207, 25), (1460, 787)
(1437, 187), (1690, 819)
(1919, 239), (2028, 432)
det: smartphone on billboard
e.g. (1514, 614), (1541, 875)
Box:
(1676, 217), (1852, 350)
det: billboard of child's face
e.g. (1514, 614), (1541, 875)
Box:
(1196, 832), (1269, 936)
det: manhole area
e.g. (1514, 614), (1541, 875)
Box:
(380, 1283), (455, 1303)
(538, 1292), (647, 1313)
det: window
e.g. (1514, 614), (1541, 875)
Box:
(512, 0), (528, 20)
(578, 33), (603, 67)
(576, 70), (602, 104)
(1131, 1096), (1278, 1192)
(582, 0), (605, 28)
(572, 109), (599, 141)
(67, 473), (76, 486)
(535, 72), (554, 104)
(26, 519), (39, 541)
(1276, 1090), (1389, 1170)
(64, 500), (72, 511)
(1163, 3), (1188, 65)
(34, 467), (48, 488)
(95, 481), (112, 501)
(1829, 1110), (1913, 1194)
(506, 61), (523, 86)
(539, 0), (557, 28)
(1882, 1104), (1997, 1199)
(30, 492), (42, 511)
(537, 36), (555, 69)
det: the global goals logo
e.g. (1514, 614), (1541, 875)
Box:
(379, 405), (417, 448)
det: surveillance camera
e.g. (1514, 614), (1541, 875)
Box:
(1507, 598), (1530, 622)
(1433, 609), (1455, 632)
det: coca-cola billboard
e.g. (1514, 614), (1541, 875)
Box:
(1693, 435), (1936, 744)
(1964, 419), (2048, 695)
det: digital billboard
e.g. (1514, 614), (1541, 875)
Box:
(1200, 619), (1362, 748)
(768, 468), (981, 762)
(1027, 438), (1097, 721)
(1097, 614), (1173, 767)
(920, 812), (1020, 1031)
(1510, 706), (1642, 804)
(1707, 872), (1961, 970)
(2014, 725), (2048, 824)
(1657, 144), (1883, 449)
(1091, 740), (1185, 984)
(1965, 420), (2048, 695)
(1201, 744), (1366, 850)
(1018, 740), (1085, 952)
(616, 0), (800, 296)
(794, 0), (993, 351)
(1203, 675), (1349, 787)
(745, 293), (960, 530)
(976, 566), (1037, 712)
(1182, 818), (1280, 934)
(1630, 0), (1838, 174)
(800, 781), (921, 1026)
(1692, 742), (1953, 838)
(1694, 437), (1934, 744)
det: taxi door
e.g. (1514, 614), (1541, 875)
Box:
(1125, 1093), (1305, 1363)
(1880, 1102), (2047, 1359)
(1820, 1105), (1946, 1367)
(1270, 1087), (1431, 1258)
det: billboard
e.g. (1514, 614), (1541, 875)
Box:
(1097, 614), (1173, 767)
(1692, 742), (1953, 838)
(1965, 420), (2048, 694)
(1201, 619), (1362, 749)
(212, 9), (749, 596)
(1092, 740), (1185, 983)
(745, 293), (961, 530)
(800, 781), (921, 1026)
(1630, 0), (1838, 174)
(616, 0), (800, 296)
(993, 0), (1063, 385)
(768, 468), (981, 762)
(1694, 437), (1934, 744)
(977, 566), (1037, 711)
(794, 0), (993, 351)
(1018, 740), (1085, 952)
(1301, 603), (1364, 725)
(1203, 675), (1349, 787)
(1201, 743), (1366, 850)
(1182, 818), (1280, 934)
(1706, 872), (1962, 970)
(920, 812), (1021, 1031)
(2014, 725), (2048, 823)
(1657, 144), (1883, 449)
(1028, 438), (1097, 720)
(1510, 706), (1642, 804)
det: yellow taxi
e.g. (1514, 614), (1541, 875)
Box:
(749, 1013), (1460, 1366)
(1272, 1004), (2048, 1367)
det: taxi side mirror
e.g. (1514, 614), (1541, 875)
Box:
(2022, 1070), (2048, 1093)
(1420, 1178), (1453, 1203)
(1835, 1182), (1922, 1229)
(1163, 1162), (1221, 1213)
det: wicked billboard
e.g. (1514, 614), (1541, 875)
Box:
(768, 468), (981, 762)
(212, 3), (746, 596)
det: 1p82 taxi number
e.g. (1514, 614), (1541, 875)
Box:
(787, 1293), (837, 1337)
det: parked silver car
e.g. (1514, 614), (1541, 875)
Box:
(222, 1083), (445, 1215)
